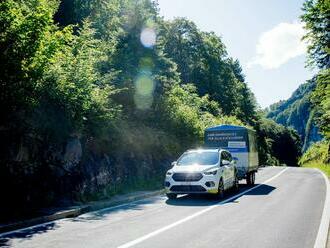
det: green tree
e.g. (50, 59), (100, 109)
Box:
(0, 0), (61, 128)
(301, 0), (330, 69)
(312, 69), (330, 140)
(256, 118), (302, 166)
(266, 79), (322, 151)
(161, 83), (243, 145)
(301, 0), (330, 160)
(38, 21), (120, 141)
(160, 18), (257, 122)
(0, 0), (304, 221)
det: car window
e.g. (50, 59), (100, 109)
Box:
(226, 152), (232, 161)
(221, 152), (228, 161)
(221, 151), (232, 162)
(177, 151), (219, 166)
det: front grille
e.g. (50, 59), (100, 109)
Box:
(172, 173), (203, 182)
(170, 185), (206, 192)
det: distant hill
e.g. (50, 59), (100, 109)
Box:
(267, 80), (322, 151)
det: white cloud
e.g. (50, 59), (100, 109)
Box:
(248, 22), (307, 69)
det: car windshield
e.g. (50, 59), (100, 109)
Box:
(177, 151), (219, 166)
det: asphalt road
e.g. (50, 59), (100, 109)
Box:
(0, 167), (328, 248)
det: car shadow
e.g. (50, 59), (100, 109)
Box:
(165, 183), (276, 206)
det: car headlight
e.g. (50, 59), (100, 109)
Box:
(166, 171), (173, 176)
(204, 169), (218, 175)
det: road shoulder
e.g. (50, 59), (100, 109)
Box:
(313, 169), (330, 248)
(0, 189), (164, 235)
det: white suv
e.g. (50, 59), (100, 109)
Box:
(164, 148), (239, 199)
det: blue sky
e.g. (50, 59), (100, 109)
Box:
(157, 0), (316, 108)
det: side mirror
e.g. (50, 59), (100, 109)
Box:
(221, 159), (230, 166)
(171, 161), (177, 167)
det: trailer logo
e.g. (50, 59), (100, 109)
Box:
(228, 141), (246, 148)
(206, 132), (244, 141)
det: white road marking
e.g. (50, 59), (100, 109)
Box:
(313, 169), (330, 248)
(117, 167), (289, 248)
(5, 167), (326, 248)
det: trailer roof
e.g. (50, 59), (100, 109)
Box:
(205, 124), (247, 131)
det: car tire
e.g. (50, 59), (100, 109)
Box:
(166, 193), (177, 199)
(216, 179), (225, 199)
(233, 173), (239, 193)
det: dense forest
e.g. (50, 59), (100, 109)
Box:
(298, 0), (329, 168)
(267, 79), (322, 151)
(0, 0), (317, 221)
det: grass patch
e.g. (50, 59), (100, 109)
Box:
(299, 141), (329, 177)
(78, 175), (164, 203)
(302, 161), (330, 178)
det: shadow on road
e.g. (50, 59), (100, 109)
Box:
(0, 222), (57, 247)
(68, 196), (162, 222)
(0, 184), (276, 246)
(0, 197), (163, 246)
(165, 183), (276, 206)
(243, 184), (275, 195)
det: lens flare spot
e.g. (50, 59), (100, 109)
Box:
(135, 74), (155, 96)
(134, 94), (153, 110)
(140, 28), (156, 48)
(139, 57), (154, 69)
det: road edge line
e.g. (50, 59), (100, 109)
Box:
(117, 167), (289, 248)
(313, 168), (330, 248)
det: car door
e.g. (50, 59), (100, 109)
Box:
(226, 151), (236, 185)
(220, 151), (231, 189)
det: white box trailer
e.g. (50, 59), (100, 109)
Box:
(204, 125), (259, 185)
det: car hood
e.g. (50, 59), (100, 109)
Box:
(170, 164), (218, 173)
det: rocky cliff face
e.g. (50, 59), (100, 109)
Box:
(267, 80), (322, 151)
(0, 128), (174, 222)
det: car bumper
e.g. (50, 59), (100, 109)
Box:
(164, 174), (219, 194)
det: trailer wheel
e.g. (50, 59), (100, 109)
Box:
(246, 172), (255, 186)
(251, 172), (255, 185)
(246, 173), (251, 185)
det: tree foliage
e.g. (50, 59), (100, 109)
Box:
(160, 18), (257, 122)
(301, 0), (330, 162)
(299, 140), (329, 164)
(267, 79), (322, 151)
(311, 69), (330, 140)
(0, 0), (303, 219)
(161, 83), (243, 143)
(256, 118), (302, 166)
(301, 0), (330, 69)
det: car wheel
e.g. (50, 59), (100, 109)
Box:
(216, 179), (225, 199)
(166, 193), (177, 199)
(233, 173), (239, 193)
